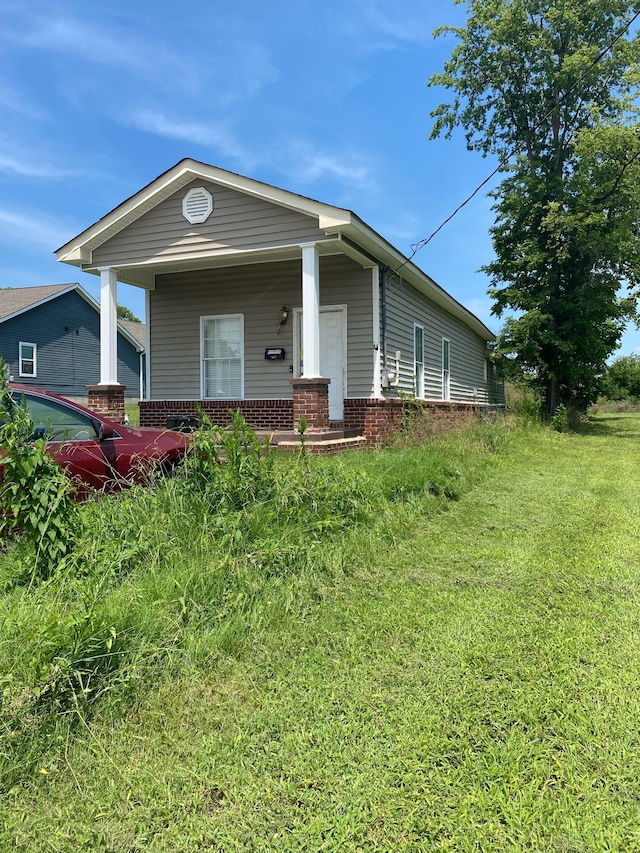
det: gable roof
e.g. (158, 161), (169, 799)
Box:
(0, 284), (145, 352)
(55, 158), (495, 341)
(117, 319), (146, 348)
(0, 283), (77, 320)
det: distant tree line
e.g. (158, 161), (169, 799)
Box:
(601, 353), (640, 401)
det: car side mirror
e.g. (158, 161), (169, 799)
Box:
(97, 422), (114, 440)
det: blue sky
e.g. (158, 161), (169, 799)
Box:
(2, 0), (638, 356)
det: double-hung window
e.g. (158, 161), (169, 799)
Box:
(201, 315), (244, 399)
(414, 324), (424, 399)
(19, 342), (37, 378)
(442, 338), (450, 401)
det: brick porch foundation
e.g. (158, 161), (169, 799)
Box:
(343, 398), (482, 445)
(140, 395), (483, 444)
(290, 378), (330, 432)
(86, 384), (126, 423)
(140, 399), (294, 431)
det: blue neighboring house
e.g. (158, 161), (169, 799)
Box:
(0, 283), (145, 399)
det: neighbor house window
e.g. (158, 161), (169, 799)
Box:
(19, 342), (37, 377)
(201, 315), (244, 399)
(442, 338), (450, 401)
(414, 324), (424, 399)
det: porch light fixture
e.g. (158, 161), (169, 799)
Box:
(277, 306), (289, 334)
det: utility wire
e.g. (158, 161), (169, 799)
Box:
(399, 8), (640, 271)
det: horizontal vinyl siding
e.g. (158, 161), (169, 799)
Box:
(313, 255), (374, 398)
(0, 291), (141, 397)
(92, 179), (328, 268)
(385, 279), (492, 403)
(150, 255), (374, 400)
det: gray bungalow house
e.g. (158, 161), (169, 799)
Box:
(0, 283), (145, 400)
(55, 159), (503, 444)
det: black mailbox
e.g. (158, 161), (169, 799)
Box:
(265, 348), (285, 360)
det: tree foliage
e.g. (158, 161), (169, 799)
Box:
(602, 353), (640, 400)
(429, 0), (640, 414)
(116, 305), (141, 323)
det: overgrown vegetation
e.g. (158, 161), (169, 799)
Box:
(2, 407), (639, 850)
(0, 381), (78, 580)
(0, 408), (505, 794)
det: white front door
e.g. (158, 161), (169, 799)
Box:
(296, 306), (346, 421)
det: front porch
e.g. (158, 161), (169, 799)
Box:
(139, 394), (484, 450)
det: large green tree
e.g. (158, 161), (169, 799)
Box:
(429, 0), (640, 415)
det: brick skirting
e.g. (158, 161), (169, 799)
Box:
(343, 397), (482, 445)
(140, 399), (294, 431)
(140, 396), (482, 444)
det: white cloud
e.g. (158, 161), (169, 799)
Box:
(0, 209), (77, 251)
(340, 0), (438, 51)
(0, 87), (47, 120)
(125, 109), (258, 171)
(4, 11), (195, 89)
(375, 211), (423, 246)
(280, 141), (375, 191)
(217, 41), (279, 104)
(0, 152), (72, 180)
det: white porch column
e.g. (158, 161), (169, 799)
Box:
(372, 265), (382, 397)
(144, 288), (151, 400)
(301, 242), (321, 378)
(98, 267), (119, 385)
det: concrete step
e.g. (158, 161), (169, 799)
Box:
(275, 434), (369, 454)
(265, 427), (361, 444)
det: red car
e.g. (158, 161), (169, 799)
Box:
(1, 385), (190, 497)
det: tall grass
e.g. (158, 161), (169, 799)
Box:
(0, 413), (514, 794)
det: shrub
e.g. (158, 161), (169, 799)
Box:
(0, 381), (77, 580)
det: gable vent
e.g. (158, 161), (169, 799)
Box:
(182, 187), (213, 224)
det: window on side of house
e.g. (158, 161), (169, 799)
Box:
(414, 324), (424, 399)
(201, 315), (244, 399)
(442, 338), (450, 401)
(19, 342), (37, 377)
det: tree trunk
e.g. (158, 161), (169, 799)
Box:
(545, 376), (560, 419)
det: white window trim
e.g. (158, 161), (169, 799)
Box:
(442, 337), (451, 401)
(19, 341), (37, 378)
(414, 323), (424, 399)
(200, 314), (244, 400)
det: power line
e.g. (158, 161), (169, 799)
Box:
(400, 8), (640, 270)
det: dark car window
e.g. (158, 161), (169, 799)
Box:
(18, 394), (100, 442)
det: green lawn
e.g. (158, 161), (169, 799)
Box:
(2, 414), (639, 851)
(124, 401), (140, 426)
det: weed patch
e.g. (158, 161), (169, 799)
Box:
(0, 383), (77, 581)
